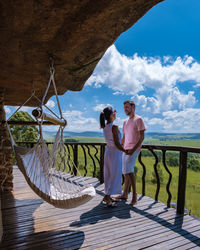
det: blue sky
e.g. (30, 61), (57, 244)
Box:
(6, 0), (200, 133)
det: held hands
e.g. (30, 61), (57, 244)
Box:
(120, 144), (134, 155)
(125, 149), (134, 155)
(120, 145), (134, 155)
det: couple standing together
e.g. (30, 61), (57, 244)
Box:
(100, 100), (146, 206)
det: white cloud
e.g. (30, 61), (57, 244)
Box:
(146, 108), (200, 132)
(93, 103), (112, 112)
(5, 105), (34, 119)
(5, 106), (11, 114)
(195, 82), (200, 88)
(133, 88), (196, 114)
(87, 45), (200, 113)
(46, 100), (55, 108)
(63, 110), (99, 132)
(17, 106), (33, 112)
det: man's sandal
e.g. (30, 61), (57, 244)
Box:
(115, 195), (128, 201)
(129, 194), (137, 206)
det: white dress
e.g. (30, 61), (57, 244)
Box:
(103, 123), (122, 195)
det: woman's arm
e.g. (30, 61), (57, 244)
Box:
(112, 125), (125, 152)
(121, 134), (125, 147)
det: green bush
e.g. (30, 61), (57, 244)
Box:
(166, 155), (179, 167)
(188, 158), (200, 172)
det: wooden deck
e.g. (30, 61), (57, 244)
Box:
(0, 166), (200, 250)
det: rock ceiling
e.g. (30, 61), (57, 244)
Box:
(0, 0), (163, 106)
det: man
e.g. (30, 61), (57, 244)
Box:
(117, 100), (146, 205)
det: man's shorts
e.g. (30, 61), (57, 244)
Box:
(122, 151), (139, 174)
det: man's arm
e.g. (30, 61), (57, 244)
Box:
(127, 130), (145, 155)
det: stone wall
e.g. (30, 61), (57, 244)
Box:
(0, 90), (13, 191)
(0, 198), (2, 242)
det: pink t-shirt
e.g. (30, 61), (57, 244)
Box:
(123, 114), (146, 152)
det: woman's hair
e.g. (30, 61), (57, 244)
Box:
(99, 106), (114, 128)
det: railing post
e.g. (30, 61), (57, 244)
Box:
(99, 144), (105, 183)
(177, 151), (187, 214)
(138, 151), (146, 196)
(73, 144), (78, 176)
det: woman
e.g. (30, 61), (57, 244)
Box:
(100, 106), (125, 206)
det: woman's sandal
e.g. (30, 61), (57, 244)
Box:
(102, 197), (117, 207)
(102, 197), (110, 203)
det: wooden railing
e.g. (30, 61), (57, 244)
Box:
(16, 141), (200, 215)
(141, 145), (200, 214)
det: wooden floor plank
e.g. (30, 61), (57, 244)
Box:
(145, 225), (200, 249)
(2, 206), (178, 247)
(0, 167), (200, 250)
(81, 220), (200, 250)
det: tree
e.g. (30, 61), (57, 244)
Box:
(9, 111), (38, 142)
(188, 158), (200, 172)
(167, 155), (179, 167)
(64, 138), (79, 142)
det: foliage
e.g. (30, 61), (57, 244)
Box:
(134, 165), (138, 176)
(64, 138), (79, 142)
(142, 149), (162, 162)
(166, 154), (179, 167)
(188, 158), (200, 172)
(9, 111), (38, 142)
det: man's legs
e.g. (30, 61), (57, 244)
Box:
(128, 172), (137, 205)
(122, 174), (130, 198)
(118, 152), (138, 201)
(117, 172), (137, 203)
(116, 174), (130, 199)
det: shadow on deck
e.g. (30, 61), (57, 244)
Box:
(0, 166), (200, 250)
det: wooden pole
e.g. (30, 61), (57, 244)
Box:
(99, 144), (105, 184)
(177, 151), (187, 214)
(32, 109), (66, 127)
(73, 144), (78, 176)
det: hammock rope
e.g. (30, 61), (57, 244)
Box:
(6, 65), (96, 209)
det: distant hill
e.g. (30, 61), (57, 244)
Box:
(43, 130), (200, 141)
(145, 132), (200, 141)
(43, 130), (104, 139)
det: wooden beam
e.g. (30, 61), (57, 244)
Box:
(1, 120), (56, 126)
(32, 109), (66, 127)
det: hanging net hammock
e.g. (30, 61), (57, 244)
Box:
(7, 64), (96, 209)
